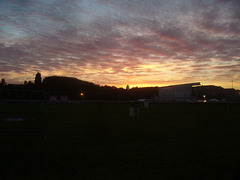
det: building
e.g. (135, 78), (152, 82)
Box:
(49, 95), (69, 103)
(158, 82), (201, 102)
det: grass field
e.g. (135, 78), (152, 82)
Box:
(1, 102), (240, 179)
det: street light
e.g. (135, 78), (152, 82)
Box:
(80, 92), (84, 100)
(203, 95), (206, 102)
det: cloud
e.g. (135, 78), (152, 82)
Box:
(0, 0), (240, 88)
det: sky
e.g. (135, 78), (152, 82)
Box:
(0, 0), (240, 89)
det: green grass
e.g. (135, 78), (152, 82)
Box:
(1, 103), (240, 179)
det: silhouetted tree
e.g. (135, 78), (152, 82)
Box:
(35, 72), (42, 88)
(126, 85), (129, 91)
(42, 76), (161, 100)
(129, 87), (159, 100)
(0, 78), (6, 86)
(193, 86), (225, 100)
(42, 76), (98, 100)
(28, 81), (34, 85)
(24, 80), (28, 86)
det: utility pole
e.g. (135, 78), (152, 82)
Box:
(232, 80), (233, 89)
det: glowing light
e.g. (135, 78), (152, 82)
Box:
(203, 95), (207, 103)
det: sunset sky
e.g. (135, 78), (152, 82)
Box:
(0, 0), (240, 89)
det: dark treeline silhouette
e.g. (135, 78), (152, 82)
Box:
(0, 78), (6, 86)
(42, 76), (159, 100)
(43, 76), (98, 100)
(193, 85), (240, 102)
(0, 75), (159, 101)
(1, 74), (240, 101)
(193, 86), (225, 100)
(35, 72), (42, 88)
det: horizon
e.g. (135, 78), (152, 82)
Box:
(1, 75), (239, 90)
(1, 0), (240, 90)
(2, 74), (238, 90)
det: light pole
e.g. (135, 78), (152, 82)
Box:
(203, 95), (206, 102)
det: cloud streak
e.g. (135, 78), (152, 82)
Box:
(0, 0), (240, 88)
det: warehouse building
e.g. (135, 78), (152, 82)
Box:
(158, 82), (201, 102)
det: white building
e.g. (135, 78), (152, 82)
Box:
(158, 82), (200, 102)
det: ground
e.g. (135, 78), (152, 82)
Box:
(1, 102), (240, 179)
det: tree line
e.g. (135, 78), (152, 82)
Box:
(1, 73), (240, 101)
(0, 73), (159, 100)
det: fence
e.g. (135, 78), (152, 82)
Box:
(0, 88), (47, 140)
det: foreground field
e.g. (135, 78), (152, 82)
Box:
(1, 102), (240, 179)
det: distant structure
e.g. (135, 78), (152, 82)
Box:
(158, 82), (201, 102)
(0, 88), (47, 101)
(49, 95), (69, 103)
